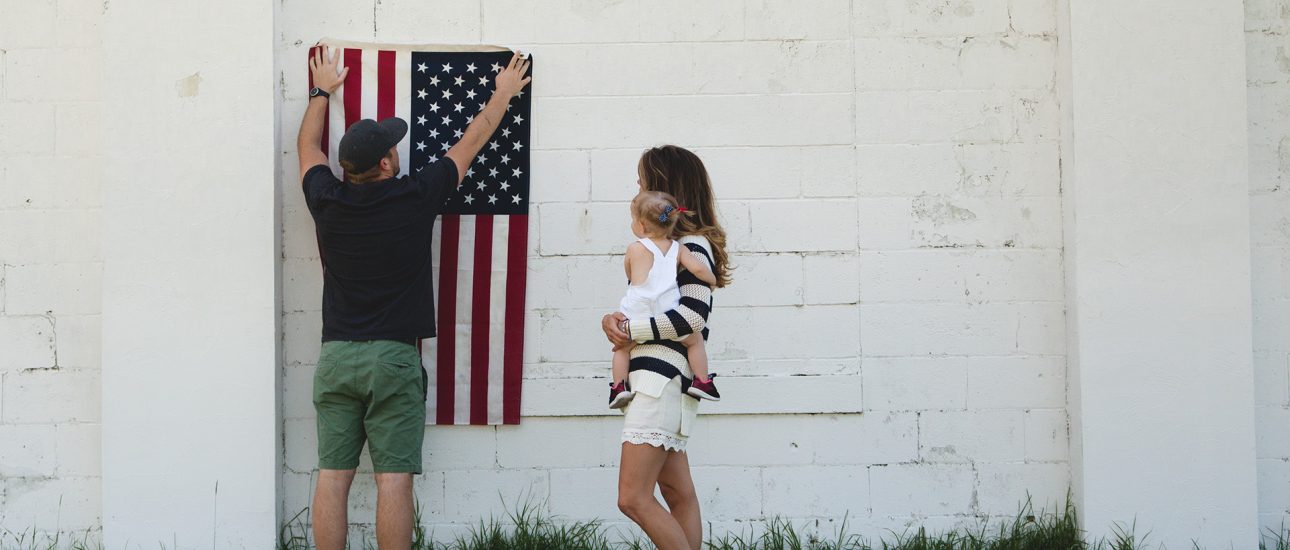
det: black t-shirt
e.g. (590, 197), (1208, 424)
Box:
(302, 160), (458, 342)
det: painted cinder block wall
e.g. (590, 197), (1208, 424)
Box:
(0, 0), (1284, 544)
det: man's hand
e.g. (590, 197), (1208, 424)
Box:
(443, 51), (531, 186)
(310, 45), (349, 94)
(493, 52), (532, 100)
(602, 312), (631, 351)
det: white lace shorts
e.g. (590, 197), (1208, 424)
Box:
(621, 373), (699, 452)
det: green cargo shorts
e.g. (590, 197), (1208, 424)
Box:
(313, 340), (428, 473)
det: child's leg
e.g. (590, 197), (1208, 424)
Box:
(612, 344), (635, 385)
(681, 334), (709, 382)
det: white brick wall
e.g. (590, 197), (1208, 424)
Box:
(0, 0), (1279, 543)
(1246, 0), (1290, 535)
(0, 0), (104, 539)
(276, 0), (1070, 541)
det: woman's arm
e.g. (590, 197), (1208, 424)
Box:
(626, 242), (714, 343)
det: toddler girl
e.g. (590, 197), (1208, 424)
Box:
(609, 191), (722, 409)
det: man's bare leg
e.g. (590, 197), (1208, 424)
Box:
(313, 468), (357, 550)
(376, 472), (415, 550)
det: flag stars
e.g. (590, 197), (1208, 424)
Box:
(466, 167), (475, 178)
(464, 194), (475, 205)
(488, 167), (499, 178)
(465, 89), (478, 100)
(512, 167), (523, 178)
(476, 180), (488, 191)
(512, 114), (525, 125)
(488, 141), (500, 151)
(466, 63), (478, 73)
(479, 76), (489, 86)
(501, 128), (512, 138)
(441, 115), (452, 126)
(453, 128), (464, 139)
(416, 115), (427, 125)
(499, 180), (511, 191)
(490, 62), (503, 73)
(441, 142), (451, 151)
(477, 154), (489, 164)
(429, 103), (441, 113)
(487, 194), (498, 205)
(500, 154), (511, 164)
(417, 62), (428, 73)
(453, 75), (465, 87)
(454, 102), (465, 113)
(441, 62), (454, 73)
(428, 128), (440, 139)
(441, 89), (453, 100)
(415, 141), (427, 151)
(429, 75), (441, 86)
(465, 115), (475, 124)
(417, 89), (428, 100)
(511, 194), (521, 205)
(428, 155), (438, 163)
(512, 141), (524, 151)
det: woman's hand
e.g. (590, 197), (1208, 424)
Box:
(602, 312), (631, 350)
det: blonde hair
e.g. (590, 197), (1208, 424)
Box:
(632, 191), (688, 237)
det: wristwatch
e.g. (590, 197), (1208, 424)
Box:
(309, 87), (330, 99)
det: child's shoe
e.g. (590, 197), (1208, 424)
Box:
(686, 374), (721, 401)
(609, 380), (635, 409)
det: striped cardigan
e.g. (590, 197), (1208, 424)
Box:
(625, 235), (715, 397)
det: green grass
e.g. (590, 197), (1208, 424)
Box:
(5, 497), (1289, 549)
(269, 494), (1290, 550)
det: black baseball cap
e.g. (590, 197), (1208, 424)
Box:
(339, 117), (408, 173)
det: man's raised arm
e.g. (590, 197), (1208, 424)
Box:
(443, 52), (531, 187)
(298, 45), (348, 182)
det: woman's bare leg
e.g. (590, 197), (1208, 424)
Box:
(658, 451), (703, 550)
(618, 442), (691, 550)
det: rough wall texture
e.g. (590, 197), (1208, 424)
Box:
(277, 0), (1068, 543)
(1247, 0), (1290, 535)
(0, 0), (104, 537)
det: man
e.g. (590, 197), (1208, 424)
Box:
(297, 45), (530, 550)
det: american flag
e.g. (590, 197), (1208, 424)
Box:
(309, 40), (532, 425)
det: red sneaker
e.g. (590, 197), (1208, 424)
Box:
(609, 381), (635, 409)
(687, 374), (721, 401)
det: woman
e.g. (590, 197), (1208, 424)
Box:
(601, 145), (733, 550)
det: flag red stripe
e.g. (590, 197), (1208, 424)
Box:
(343, 48), (362, 131)
(377, 50), (395, 120)
(502, 215), (528, 424)
(469, 215), (494, 425)
(436, 214), (460, 425)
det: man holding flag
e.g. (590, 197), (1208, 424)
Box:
(296, 45), (531, 550)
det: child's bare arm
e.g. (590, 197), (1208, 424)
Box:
(678, 246), (717, 285)
(626, 242), (652, 285)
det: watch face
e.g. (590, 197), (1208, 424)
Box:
(310, 87), (320, 97)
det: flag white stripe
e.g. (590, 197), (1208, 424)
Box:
(453, 215), (476, 425)
(360, 49), (378, 123)
(423, 217), (444, 417)
(486, 215), (510, 424)
(394, 50), (412, 178)
(327, 51), (347, 175)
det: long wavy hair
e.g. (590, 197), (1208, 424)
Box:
(637, 145), (733, 288)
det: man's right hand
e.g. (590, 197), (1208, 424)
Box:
(493, 52), (532, 100)
(310, 44), (349, 94)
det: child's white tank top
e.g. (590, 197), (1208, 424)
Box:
(618, 238), (683, 320)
